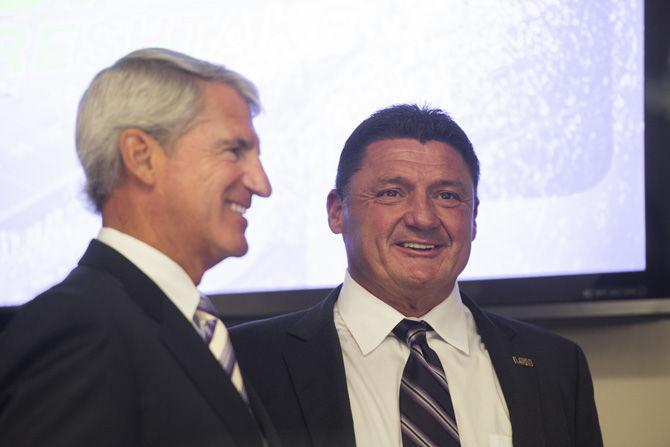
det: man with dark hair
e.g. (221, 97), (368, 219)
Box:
(0, 48), (280, 447)
(232, 104), (602, 447)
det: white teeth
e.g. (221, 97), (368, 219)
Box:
(402, 242), (435, 250)
(230, 203), (247, 214)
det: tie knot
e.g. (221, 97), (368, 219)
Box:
(392, 319), (431, 347)
(194, 295), (220, 337)
(196, 294), (219, 319)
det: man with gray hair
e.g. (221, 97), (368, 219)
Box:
(0, 48), (280, 447)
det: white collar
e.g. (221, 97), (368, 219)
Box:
(97, 227), (200, 321)
(336, 271), (470, 355)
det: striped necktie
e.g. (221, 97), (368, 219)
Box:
(193, 294), (248, 401)
(393, 319), (460, 447)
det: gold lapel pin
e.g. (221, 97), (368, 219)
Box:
(512, 356), (534, 367)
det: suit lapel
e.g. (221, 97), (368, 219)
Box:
(158, 308), (265, 447)
(283, 287), (356, 447)
(79, 240), (265, 447)
(462, 294), (546, 447)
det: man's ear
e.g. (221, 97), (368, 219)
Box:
(118, 128), (163, 186)
(326, 189), (344, 234)
(471, 196), (479, 241)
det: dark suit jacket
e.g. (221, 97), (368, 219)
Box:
(0, 240), (281, 447)
(231, 287), (603, 447)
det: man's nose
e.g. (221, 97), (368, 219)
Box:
(403, 194), (440, 230)
(244, 155), (272, 197)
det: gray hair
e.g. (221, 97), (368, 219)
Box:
(75, 47), (261, 212)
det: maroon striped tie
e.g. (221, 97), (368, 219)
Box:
(393, 319), (460, 447)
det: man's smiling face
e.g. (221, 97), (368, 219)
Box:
(327, 138), (478, 314)
(155, 81), (271, 278)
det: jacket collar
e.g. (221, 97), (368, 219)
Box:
(283, 286), (357, 447)
(461, 293), (545, 447)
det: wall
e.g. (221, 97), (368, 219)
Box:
(555, 318), (670, 447)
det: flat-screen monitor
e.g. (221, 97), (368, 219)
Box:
(1, 0), (668, 320)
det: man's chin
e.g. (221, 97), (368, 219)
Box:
(394, 273), (452, 291)
(215, 239), (249, 261)
(228, 242), (249, 258)
(226, 245), (249, 258)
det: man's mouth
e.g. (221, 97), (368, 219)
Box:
(229, 203), (248, 215)
(398, 242), (441, 251)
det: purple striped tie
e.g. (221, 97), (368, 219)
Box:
(393, 319), (460, 447)
(194, 295), (247, 401)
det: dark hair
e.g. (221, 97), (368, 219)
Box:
(335, 104), (480, 197)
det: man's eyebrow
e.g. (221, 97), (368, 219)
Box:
(213, 138), (254, 150)
(376, 177), (467, 189)
(431, 179), (467, 189)
(377, 176), (410, 186)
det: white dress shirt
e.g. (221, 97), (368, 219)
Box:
(97, 227), (201, 327)
(334, 271), (513, 447)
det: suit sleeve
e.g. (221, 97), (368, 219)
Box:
(573, 346), (604, 447)
(0, 293), (139, 447)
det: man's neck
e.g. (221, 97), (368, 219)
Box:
(349, 273), (453, 318)
(102, 197), (206, 285)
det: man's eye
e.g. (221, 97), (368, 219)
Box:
(439, 191), (459, 200)
(378, 190), (399, 197)
(224, 147), (242, 159)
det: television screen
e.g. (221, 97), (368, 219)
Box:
(0, 0), (656, 310)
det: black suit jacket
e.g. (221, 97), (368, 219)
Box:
(0, 240), (281, 447)
(231, 287), (603, 447)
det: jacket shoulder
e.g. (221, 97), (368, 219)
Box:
(486, 310), (581, 348)
(478, 308), (591, 382)
(230, 306), (313, 342)
(7, 265), (130, 333)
